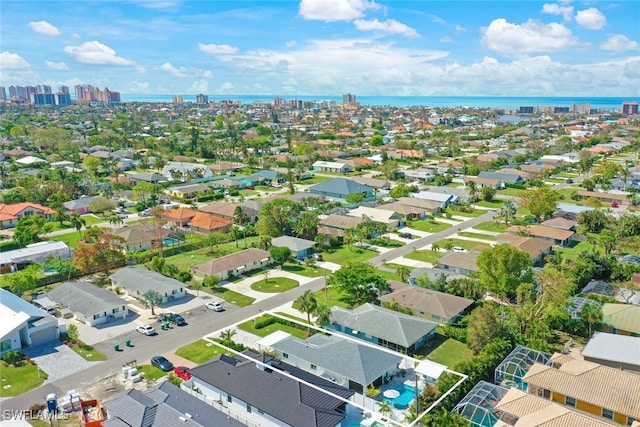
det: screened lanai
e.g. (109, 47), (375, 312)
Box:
(452, 381), (509, 427)
(567, 297), (602, 320)
(494, 346), (551, 390)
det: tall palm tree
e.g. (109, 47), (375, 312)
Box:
(70, 214), (86, 236)
(295, 290), (318, 326)
(396, 265), (411, 282)
(314, 303), (331, 327)
(220, 329), (237, 342)
(500, 200), (517, 227)
(467, 181), (478, 203)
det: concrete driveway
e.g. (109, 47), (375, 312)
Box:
(23, 341), (100, 383)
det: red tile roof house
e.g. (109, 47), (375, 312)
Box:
(0, 202), (55, 229)
(507, 225), (575, 247)
(188, 212), (233, 234)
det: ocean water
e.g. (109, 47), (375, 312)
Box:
(119, 94), (636, 111)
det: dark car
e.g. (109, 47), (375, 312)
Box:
(174, 366), (192, 380)
(399, 232), (413, 239)
(161, 313), (187, 326)
(151, 356), (174, 372)
(565, 178), (574, 184)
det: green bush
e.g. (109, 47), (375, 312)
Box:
(254, 317), (277, 329)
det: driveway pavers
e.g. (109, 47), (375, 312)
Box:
(23, 341), (99, 383)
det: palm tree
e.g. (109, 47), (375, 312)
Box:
(295, 290), (318, 326)
(70, 214), (86, 236)
(443, 240), (454, 252)
(467, 181), (478, 203)
(314, 303), (331, 327)
(396, 265), (411, 282)
(234, 206), (249, 247)
(109, 215), (124, 229)
(580, 303), (602, 337)
(220, 329), (236, 343)
(258, 235), (271, 250)
(500, 200), (517, 227)
(431, 243), (440, 252)
(378, 400), (393, 419)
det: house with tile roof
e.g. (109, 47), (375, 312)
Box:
(576, 190), (631, 206)
(190, 249), (271, 281)
(270, 235), (316, 260)
(188, 212), (233, 234)
(523, 353), (640, 425)
(187, 349), (355, 427)
(506, 225), (575, 247)
(379, 282), (473, 325)
(167, 183), (211, 199)
(327, 303), (437, 354)
(496, 234), (553, 265)
(317, 214), (365, 238)
(600, 303), (640, 336)
(160, 208), (197, 227)
(347, 206), (403, 228)
(199, 201), (258, 223)
(0, 202), (55, 228)
(112, 222), (169, 252)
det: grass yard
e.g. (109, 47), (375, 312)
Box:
(255, 185), (281, 192)
(457, 231), (497, 241)
(420, 333), (473, 368)
(297, 286), (352, 309)
(474, 199), (505, 208)
(175, 339), (230, 364)
(559, 239), (601, 262)
(377, 266), (403, 282)
(238, 189), (260, 197)
(237, 314), (309, 340)
(205, 286), (255, 307)
(404, 250), (442, 264)
(299, 175), (331, 185)
(439, 238), (491, 251)
(473, 222), (507, 233)
(250, 277), (299, 293)
(554, 187), (580, 201)
(282, 263), (331, 278)
(70, 343), (107, 361)
(163, 236), (262, 271)
(407, 220), (452, 233)
(368, 237), (403, 248)
(323, 246), (378, 264)
(138, 364), (167, 381)
(0, 361), (48, 397)
(52, 231), (84, 249)
(498, 188), (527, 197)
(444, 208), (487, 218)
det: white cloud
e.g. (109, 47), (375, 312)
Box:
(353, 19), (419, 38)
(298, 0), (380, 22)
(127, 81), (151, 93)
(217, 82), (236, 94)
(455, 24), (467, 33)
(440, 36), (453, 43)
(286, 40), (297, 48)
(575, 8), (606, 30)
(481, 18), (579, 55)
(72, 33), (80, 39)
(601, 35), (639, 52)
(128, 0), (181, 9)
(188, 79), (209, 94)
(0, 51), (31, 69)
(45, 60), (68, 70)
(198, 43), (239, 55)
(64, 41), (135, 66)
(541, 3), (574, 21)
(160, 62), (213, 78)
(28, 20), (61, 36)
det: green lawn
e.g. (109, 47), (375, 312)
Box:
(251, 277), (299, 293)
(473, 222), (508, 233)
(444, 209), (487, 218)
(558, 239), (601, 262)
(438, 238), (490, 251)
(70, 343), (107, 361)
(474, 199), (505, 208)
(205, 286), (255, 307)
(407, 220), (452, 233)
(175, 339), (230, 364)
(282, 263), (331, 278)
(498, 188), (527, 197)
(237, 314), (309, 339)
(255, 185), (281, 192)
(404, 250), (442, 264)
(323, 246), (378, 264)
(377, 266), (403, 282)
(296, 286), (352, 309)
(53, 231), (84, 249)
(554, 187), (580, 201)
(457, 232), (497, 241)
(368, 237), (403, 248)
(420, 334), (473, 368)
(238, 189), (260, 197)
(163, 236), (262, 271)
(138, 364), (167, 381)
(0, 361), (48, 397)
(298, 175), (331, 185)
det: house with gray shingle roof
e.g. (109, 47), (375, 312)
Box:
(190, 249), (271, 281)
(47, 282), (128, 327)
(269, 333), (402, 393)
(309, 178), (373, 201)
(478, 171), (525, 186)
(327, 303), (437, 354)
(270, 235), (316, 260)
(110, 267), (186, 304)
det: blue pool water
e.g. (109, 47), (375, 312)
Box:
(163, 237), (180, 246)
(390, 384), (417, 409)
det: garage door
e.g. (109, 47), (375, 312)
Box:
(29, 326), (58, 347)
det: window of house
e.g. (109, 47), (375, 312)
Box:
(246, 404), (251, 413)
(602, 409), (614, 420)
(310, 364), (317, 370)
(227, 394), (232, 403)
(627, 417), (636, 426)
(1, 339), (11, 352)
(565, 396), (576, 407)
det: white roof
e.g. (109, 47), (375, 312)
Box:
(0, 241), (71, 265)
(415, 359), (447, 380)
(16, 156), (48, 165)
(0, 288), (48, 339)
(414, 191), (457, 203)
(257, 330), (291, 349)
(582, 332), (640, 367)
(313, 160), (349, 169)
(347, 206), (398, 224)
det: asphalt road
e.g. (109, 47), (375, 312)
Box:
(1, 276), (327, 416)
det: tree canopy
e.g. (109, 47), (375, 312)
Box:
(477, 244), (533, 301)
(519, 187), (559, 223)
(327, 261), (388, 306)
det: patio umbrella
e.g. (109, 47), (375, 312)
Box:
(398, 358), (413, 370)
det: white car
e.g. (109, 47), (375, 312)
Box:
(451, 246), (467, 253)
(206, 301), (224, 312)
(136, 324), (156, 335)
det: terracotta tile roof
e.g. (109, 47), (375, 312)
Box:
(161, 208), (197, 221)
(577, 190), (629, 202)
(540, 217), (576, 231)
(188, 212), (233, 231)
(0, 202), (55, 216)
(507, 225), (574, 241)
(497, 234), (553, 259)
(523, 355), (640, 419)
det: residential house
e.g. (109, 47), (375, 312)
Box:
(0, 288), (59, 356)
(308, 178), (373, 201)
(63, 195), (103, 214)
(190, 249), (271, 281)
(317, 214), (365, 238)
(576, 190), (631, 206)
(400, 168), (435, 183)
(246, 170), (285, 185)
(478, 171), (526, 186)
(208, 162), (242, 175)
(161, 161), (214, 182)
(187, 349), (355, 427)
(408, 267), (467, 284)
(112, 222), (168, 252)
(506, 225), (575, 247)
(210, 178), (243, 189)
(0, 202), (55, 228)
(327, 303), (437, 354)
(464, 176), (502, 189)
(436, 251), (480, 275)
(600, 304), (640, 336)
(496, 234), (553, 265)
(199, 202), (258, 223)
(347, 206), (403, 229)
(395, 197), (441, 215)
(350, 176), (390, 190)
(379, 283), (473, 325)
(378, 202), (427, 221)
(188, 212), (233, 234)
(103, 381), (244, 427)
(270, 236), (316, 260)
(427, 187), (472, 204)
(130, 172), (167, 183)
(523, 354), (640, 425)
(167, 183), (210, 199)
(342, 157), (375, 171)
(581, 332), (640, 373)
(540, 217), (577, 231)
(269, 333), (402, 393)
(47, 282), (128, 327)
(413, 191), (457, 208)
(312, 160), (352, 174)
(161, 208), (197, 227)
(0, 241), (72, 274)
(110, 267), (186, 304)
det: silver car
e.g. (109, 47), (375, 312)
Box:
(136, 324), (156, 335)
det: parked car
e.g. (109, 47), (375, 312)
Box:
(174, 366), (192, 380)
(151, 356), (174, 372)
(313, 253), (323, 261)
(206, 301), (224, 312)
(136, 324), (156, 336)
(399, 232), (413, 239)
(161, 313), (187, 326)
(451, 246), (467, 253)
(611, 202), (619, 208)
(565, 178), (574, 184)
(245, 185), (254, 190)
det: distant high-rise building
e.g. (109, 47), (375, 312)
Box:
(59, 85), (70, 96)
(31, 93), (56, 105)
(173, 95), (183, 104)
(343, 93), (356, 105)
(571, 103), (590, 114)
(272, 97), (286, 107)
(519, 106), (534, 114)
(36, 84), (52, 94)
(196, 93), (208, 105)
(622, 101), (639, 115)
(0, 87), (6, 101)
(554, 107), (570, 114)
(55, 92), (71, 106)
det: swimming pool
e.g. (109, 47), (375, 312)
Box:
(390, 384), (417, 409)
(163, 237), (181, 246)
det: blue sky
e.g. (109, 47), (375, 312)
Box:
(1, 0), (639, 96)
